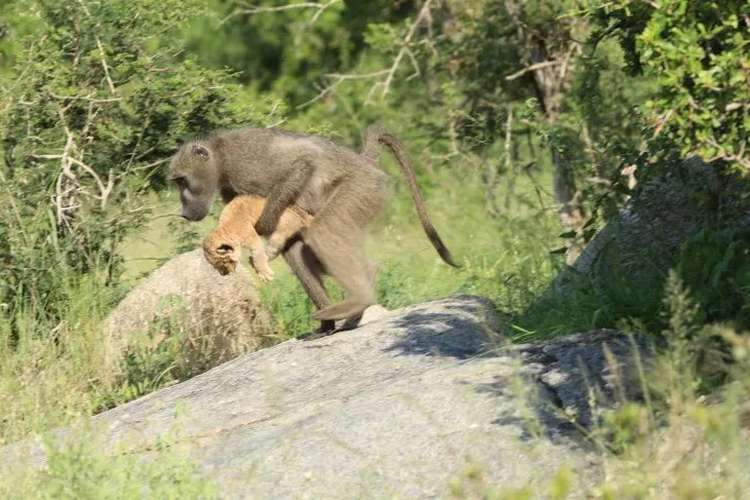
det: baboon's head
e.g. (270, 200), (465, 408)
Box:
(203, 240), (240, 276)
(168, 142), (218, 221)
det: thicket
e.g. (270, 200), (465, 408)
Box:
(0, 0), (746, 333)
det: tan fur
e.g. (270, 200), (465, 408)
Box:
(203, 195), (313, 282)
(171, 125), (457, 328)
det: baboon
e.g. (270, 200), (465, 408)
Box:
(169, 125), (458, 330)
(203, 194), (312, 281)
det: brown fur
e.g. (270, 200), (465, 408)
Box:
(170, 125), (457, 327)
(203, 195), (312, 282)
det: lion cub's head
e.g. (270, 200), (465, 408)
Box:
(203, 237), (240, 276)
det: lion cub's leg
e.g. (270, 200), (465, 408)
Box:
(204, 195), (313, 282)
(246, 235), (274, 283)
(266, 208), (313, 261)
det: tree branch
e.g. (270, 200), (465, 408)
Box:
(380, 0), (434, 99)
(221, 0), (342, 25)
(76, 0), (117, 95)
(505, 60), (565, 81)
(294, 0), (434, 108)
(96, 37), (117, 96)
(296, 70), (390, 109)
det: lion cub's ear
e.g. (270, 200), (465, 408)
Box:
(216, 243), (239, 262)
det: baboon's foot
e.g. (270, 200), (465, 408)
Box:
(338, 312), (365, 331)
(297, 319), (337, 341)
(312, 298), (373, 322)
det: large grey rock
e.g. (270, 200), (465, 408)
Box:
(3, 295), (657, 498)
(540, 157), (750, 308)
(102, 249), (273, 384)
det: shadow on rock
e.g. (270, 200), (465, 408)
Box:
(515, 330), (656, 432)
(384, 295), (501, 360)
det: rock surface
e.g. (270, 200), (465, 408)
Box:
(517, 329), (652, 429)
(102, 249), (273, 382)
(4, 295), (656, 498)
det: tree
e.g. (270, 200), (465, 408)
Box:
(0, 0), (279, 321)
(592, 0), (749, 172)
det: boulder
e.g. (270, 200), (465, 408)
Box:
(4, 295), (659, 497)
(102, 249), (273, 384)
(536, 156), (750, 316)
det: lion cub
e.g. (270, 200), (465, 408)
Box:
(203, 195), (313, 282)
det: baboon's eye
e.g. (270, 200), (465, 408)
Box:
(217, 244), (233, 255)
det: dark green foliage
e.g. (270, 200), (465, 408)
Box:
(185, 0), (416, 104)
(0, 0), (278, 323)
(592, 0), (750, 170)
(678, 229), (750, 329)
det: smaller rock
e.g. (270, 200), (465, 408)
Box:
(102, 249), (273, 385)
(359, 304), (391, 324)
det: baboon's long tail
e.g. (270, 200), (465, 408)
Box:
(363, 125), (460, 268)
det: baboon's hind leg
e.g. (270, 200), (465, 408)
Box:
(283, 236), (335, 333)
(306, 181), (384, 322)
(311, 250), (376, 321)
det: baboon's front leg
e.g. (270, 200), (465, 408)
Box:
(255, 160), (313, 235)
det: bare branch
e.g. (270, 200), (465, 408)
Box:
(47, 91), (121, 103)
(404, 47), (421, 81)
(67, 157), (112, 205)
(76, 0), (117, 95)
(294, 0), (434, 108)
(296, 70), (390, 109)
(706, 137), (750, 171)
(95, 37), (117, 95)
(652, 108), (674, 138)
(56, 133), (75, 226)
(221, 0), (342, 25)
(380, 0), (434, 99)
(555, 42), (579, 93)
(505, 60), (565, 81)
(123, 157), (170, 173)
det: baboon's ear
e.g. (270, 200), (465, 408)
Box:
(217, 243), (233, 255)
(192, 145), (210, 159)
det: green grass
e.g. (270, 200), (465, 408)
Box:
(1, 421), (218, 499)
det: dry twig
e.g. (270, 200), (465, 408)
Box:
(505, 60), (565, 81)
(221, 0), (342, 25)
(295, 0), (434, 108)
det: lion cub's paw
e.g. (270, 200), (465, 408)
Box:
(255, 264), (274, 283)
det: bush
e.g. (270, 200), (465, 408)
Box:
(0, 0), (281, 324)
(592, 0), (750, 171)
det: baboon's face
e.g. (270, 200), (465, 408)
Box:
(203, 243), (239, 276)
(168, 143), (217, 222)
